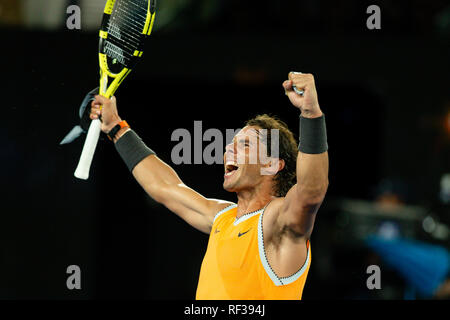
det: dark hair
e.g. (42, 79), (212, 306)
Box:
(245, 114), (298, 197)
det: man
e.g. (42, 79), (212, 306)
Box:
(90, 72), (329, 299)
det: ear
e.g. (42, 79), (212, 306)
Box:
(260, 158), (285, 176)
(277, 158), (285, 172)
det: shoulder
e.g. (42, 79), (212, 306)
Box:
(206, 199), (236, 220)
(212, 201), (237, 221)
(211, 199), (236, 213)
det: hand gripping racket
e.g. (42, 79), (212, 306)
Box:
(74, 0), (156, 180)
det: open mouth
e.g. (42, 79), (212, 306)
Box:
(224, 161), (239, 177)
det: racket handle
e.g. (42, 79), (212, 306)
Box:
(74, 119), (102, 180)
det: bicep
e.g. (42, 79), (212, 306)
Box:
(158, 183), (233, 234)
(277, 184), (322, 239)
(162, 196), (214, 234)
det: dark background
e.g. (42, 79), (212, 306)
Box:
(0, 0), (449, 299)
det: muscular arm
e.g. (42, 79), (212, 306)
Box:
(90, 95), (231, 234)
(277, 73), (329, 239)
(260, 73), (328, 277)
(131, 154), (232, 234)
(280, 150), (328, 238)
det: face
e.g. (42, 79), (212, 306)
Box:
(223, 126), (280, 192)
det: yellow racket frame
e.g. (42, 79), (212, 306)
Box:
(99, 0), (156, 98)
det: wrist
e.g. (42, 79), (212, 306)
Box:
(106, 120), (130, 142)
(113, 126), (131, 143)
(300, 109), (323, 119)
(115, 129), (156, 172)
(105, 117), (122, 133)
(298, 114), (328, 154)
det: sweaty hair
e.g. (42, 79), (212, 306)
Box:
(245, 114), (298, 197)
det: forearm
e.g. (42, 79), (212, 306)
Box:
(113, 128), (182, 203)
(132, 154), (184, 203)
(295, 112), (329, 204)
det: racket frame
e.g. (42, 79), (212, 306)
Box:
(74, 0), (156, 180)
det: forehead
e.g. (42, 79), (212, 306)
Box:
(233, 126), (263, 141)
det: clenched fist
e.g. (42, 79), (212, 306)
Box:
(282, 72), (323, 119)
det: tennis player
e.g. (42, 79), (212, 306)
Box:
(90, 72), (329, 300)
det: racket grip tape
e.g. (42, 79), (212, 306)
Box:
(74, 119), (102, 180)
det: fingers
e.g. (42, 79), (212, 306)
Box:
(288, 72), (314, 91)
(93, 94), (109, 105)
(90, 95), (110, 110)
(89, 108), (101, 120)
(93, 95), (117, 109)
(282, 80), (293, 90)
(283, 72), (314, 96)
(283, 80), (295, 97)
(90, 99), (102, 120)
(89, 95), (117, 120)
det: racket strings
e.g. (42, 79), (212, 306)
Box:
(104, 33), (138, 65)
(111, 1), (147, 41)
(117, 2), (148, 22)
(108, 18), (142, 47)
(107, 21), (140, 51)
(104, 0), (149, 65)
(111, 7), (146, 38)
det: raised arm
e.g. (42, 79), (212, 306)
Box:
(277, 73), (329, 239)
(131, 155), (232, 234)
(90, 95), (232, 234)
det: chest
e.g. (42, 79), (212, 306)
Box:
(209, 215), (260, 270)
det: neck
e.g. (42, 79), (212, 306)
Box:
(235, 183), (275, 218)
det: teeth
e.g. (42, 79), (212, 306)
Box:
(225, 161), (238, 170)
(225, 161), (239, 174)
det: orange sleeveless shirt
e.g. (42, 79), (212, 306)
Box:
(196, 204), (311, 300)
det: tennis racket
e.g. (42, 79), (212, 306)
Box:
(74, 0), (156, 180)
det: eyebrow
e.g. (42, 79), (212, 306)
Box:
(233, 136), (257, 145)
(234, 129), (262, 140)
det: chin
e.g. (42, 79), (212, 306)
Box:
(223, 180), (238, 192)
(223, 182), (233, 192)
